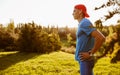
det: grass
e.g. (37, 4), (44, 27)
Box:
(0, 51), (79, 75)
(94, 57), (120, 75)
(0, 51), (120, 75)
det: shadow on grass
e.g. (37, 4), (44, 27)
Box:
(0, 51), (38, 70)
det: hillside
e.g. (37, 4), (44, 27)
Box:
(0, 51), (120, 75)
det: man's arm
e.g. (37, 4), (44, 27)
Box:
(79, 30), (105, 61)
(89, 30), (106, 54)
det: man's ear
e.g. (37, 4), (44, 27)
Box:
(78, 10), (82, 14)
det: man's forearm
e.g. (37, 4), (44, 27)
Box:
(90, 37), (105, 54)
(90, 30), (106, 54)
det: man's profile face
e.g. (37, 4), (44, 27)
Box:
(72, 8), (82, 20)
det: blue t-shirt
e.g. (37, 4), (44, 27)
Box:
(75, 18), (96, 61)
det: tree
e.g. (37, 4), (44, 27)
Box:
(95, 0), (120, 21)
(94, 0), (120, 63)
(7, 19), (15, 33)
(16, 23), (61, 53)
(94, 19), (103, 31)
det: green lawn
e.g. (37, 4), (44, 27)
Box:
(0, 51), (120, 75)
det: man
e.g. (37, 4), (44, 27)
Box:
(72, 4), (105, 75)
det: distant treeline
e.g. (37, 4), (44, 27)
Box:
(0, 20), (120, 63)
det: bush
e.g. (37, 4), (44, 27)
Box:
(67, 33), (76, 47)
(0, 28), (16, 51)
(16, 24), (61, 53)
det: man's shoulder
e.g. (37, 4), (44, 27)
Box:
(81, 18), (92, 26)
(89, 25), (95, 28)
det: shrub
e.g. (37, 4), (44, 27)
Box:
(0, 28), (16, 51)
(16, 23), (61, 53)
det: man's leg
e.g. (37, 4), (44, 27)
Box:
(79, 60), (94, 75)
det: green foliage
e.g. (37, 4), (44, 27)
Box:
(98, 24), (120, 63)
(1, 20), (120, 63)
(67, 33), (72, 44)
(58, 26), (76, 48)
(58, 27), (69, 40)
(94, 0), (120, 63)
(0, 27), (16, 51)
(58, 26), (76, 41)
(94, 19), (103, 31)
(16, 23), (61, 53)
(0, 51), (120, 75)
(48, 33), (61, 51)
(67, 33), (76, 47)
(94, 57), (120, 75)
(0, 51), (79, 75)
(7, 19), (15, 33)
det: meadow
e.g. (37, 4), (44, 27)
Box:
(0, 51), (120, 75)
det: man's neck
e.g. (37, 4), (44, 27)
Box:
(77, 17), (84, 23)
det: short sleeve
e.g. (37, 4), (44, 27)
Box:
(80, 19), (96, 36)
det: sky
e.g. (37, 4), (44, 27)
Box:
(0, 0), (120, 27)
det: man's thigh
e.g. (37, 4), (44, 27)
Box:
(79, 60), (94, 75)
